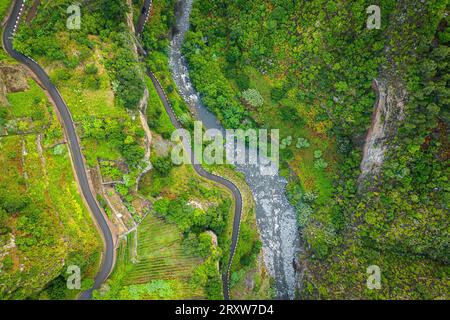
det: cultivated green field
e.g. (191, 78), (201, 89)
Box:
(96, 214), (207, 300)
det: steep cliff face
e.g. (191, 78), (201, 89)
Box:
(358, 77), (407, 190)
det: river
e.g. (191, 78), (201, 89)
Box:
(168, 0), (300, 299)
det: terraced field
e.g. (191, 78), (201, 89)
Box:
(98, 214), (206, 300)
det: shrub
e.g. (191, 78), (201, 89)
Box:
(286, 182), (303, 206)
(281, 148), (294, 161)
(236, 73), (250, 90)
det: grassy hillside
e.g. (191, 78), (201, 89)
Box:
(96, 76), (233, 299)
(13, 0), (151, 233)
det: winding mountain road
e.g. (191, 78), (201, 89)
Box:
(136, 2), (243, 300)
(2, 0), (115, 300)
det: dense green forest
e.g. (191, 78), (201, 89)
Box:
(183, 0), (449, 298)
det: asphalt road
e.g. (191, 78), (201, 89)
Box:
(3, 0), (115, 300)
(138, 3), (243, 298)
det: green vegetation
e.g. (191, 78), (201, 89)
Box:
(299, 1), (450, 299)
(0, 0), (9, 18)
(15, 0), (144, 111)
(145, 77), (174, 139)
(3, 0), (446, 301)
(98, 112), (231, 299)
(4, 0), (152, 299)
(7, 80), (48, 118)
(138, 145), (231, 299)
(3, 0), (269, 301)
(1, 80), (52, 135)
(13, 0), (252, 300)
(241, 89), (264, 109)
(141, 0), (195, 130)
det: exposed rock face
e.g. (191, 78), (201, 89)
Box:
(0, 235), (16, 260)
(0, 64), (29, 105)
(358, 78), (407, 191)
